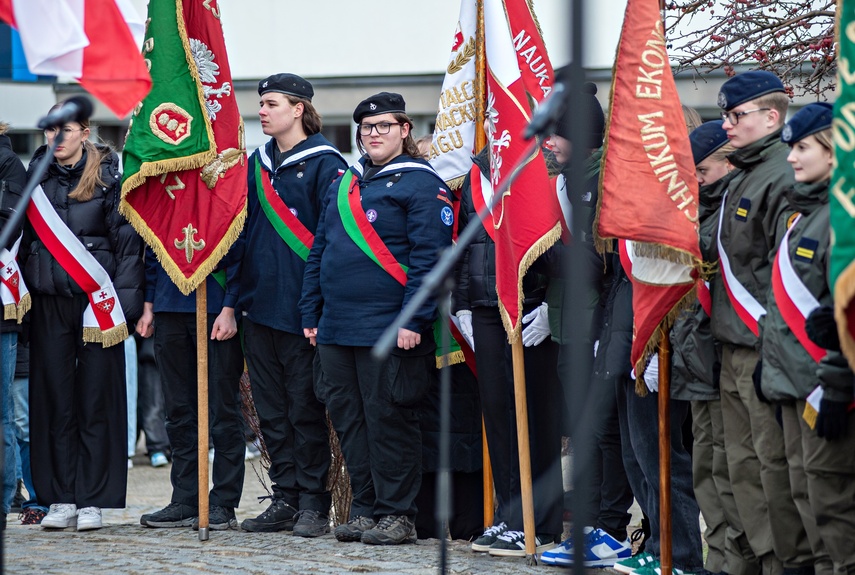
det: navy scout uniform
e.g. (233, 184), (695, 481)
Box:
(238, 132), (346, 518)
(300, 153), (454, 524)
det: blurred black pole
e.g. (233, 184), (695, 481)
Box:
(557, 4), (600, 575)
(436, 283), (454, 574)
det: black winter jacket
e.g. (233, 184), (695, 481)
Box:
(453, 148), (547, 312)
(22, 144), (144, 323)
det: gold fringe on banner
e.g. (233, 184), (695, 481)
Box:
(436, 350), (466, 369)
(498, 222), (563, 342)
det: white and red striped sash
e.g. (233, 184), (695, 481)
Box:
(771, 214), (826, 362)
(716, 190), (765, 336)
(26, 185), (127, 347)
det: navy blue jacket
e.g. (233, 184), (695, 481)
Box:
(235, 134), (345, 334)
(144, 247), (238, 314)
(300, 154), (454, 346)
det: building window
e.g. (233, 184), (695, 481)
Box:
(321, 124), (352, 154)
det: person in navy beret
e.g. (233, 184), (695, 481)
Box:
(300, 92), (453, 545)
(714, 70), (831, 573)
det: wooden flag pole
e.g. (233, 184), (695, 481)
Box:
(474, 0), (495, 530)
(511, 338), (538, 563)
(658, 333), (672, 575)
(197, 281), (210, 541)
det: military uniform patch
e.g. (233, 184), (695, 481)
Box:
(366, 209), (378, 223)
(786, 212), (800, 229)
(441, 206), (454, 226)
(794, 237), (818, 263)
(735, 197), (750, 221)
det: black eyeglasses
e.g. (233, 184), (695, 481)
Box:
(358, 122), (402, 136)
(720, 108), (770, 125)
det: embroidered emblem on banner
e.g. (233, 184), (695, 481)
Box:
(735, 197), (751, 221)
(175, 224), (206, 263)
(150, 103), (193, 145)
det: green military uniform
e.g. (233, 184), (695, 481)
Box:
(672, 171), (758, 575)
(711, 130), (812, 574)
(761, 179), (846, 575)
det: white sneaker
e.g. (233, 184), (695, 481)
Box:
(42, 503), (78, 529)
(77, 506), (102, 531)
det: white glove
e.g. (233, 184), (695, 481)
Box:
(521, 302), (551, 347)
(643, 354), (659, 393)
(455, 310), (475, 351)
(593, 340), (600, 358)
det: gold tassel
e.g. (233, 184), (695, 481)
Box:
(803, 401), (819, 430)
(16, 293), (31, 323)
(3, 303), (16, 321)
(436, 350), (466, 369)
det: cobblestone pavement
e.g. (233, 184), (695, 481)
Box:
(3, 454), (621, 575)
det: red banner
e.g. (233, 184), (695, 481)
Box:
(484, 0), (562, 338)
(598, 0), (702, 377)
(120, 0), (246, 294)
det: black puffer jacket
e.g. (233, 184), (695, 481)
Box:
(591, 249), (633, 382)
(453, 148), (548, 312)
(22, 144), (144, 323)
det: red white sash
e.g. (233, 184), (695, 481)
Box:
(26, 185), (127, 347)
(554, 174), (572, 243)
(469, 164), (496, 241)
(716, 190), (765, 336)
(771, 214), (826, 362)
(0, 234), (30, 323)
(697, 279), (712, 317)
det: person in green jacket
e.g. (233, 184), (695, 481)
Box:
(761, 103), (851, 574)
(712, 70), (818, 575)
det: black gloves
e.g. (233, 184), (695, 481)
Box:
(805, 305), (841, 352)
(752, 360), (770, 404)
(816, 398), (849, 441)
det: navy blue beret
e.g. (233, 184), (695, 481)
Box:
(717, 70), (784, 111)
(258, 73), (314, 101)
(782, 102), (833, 144)
(353, 92), (407, 124)
(690, 120), (729, 164)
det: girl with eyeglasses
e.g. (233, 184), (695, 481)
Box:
(300, 92), (453, 545)
(21, 101), (143, 532)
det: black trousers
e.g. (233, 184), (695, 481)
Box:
(243, 320), (330, 513)
(317, 344), (432, 520)
(154, 313), (244, 508)
(29, 294), (127, 508)
(471, 306), (564, 537)
(135, 334), (169, 455)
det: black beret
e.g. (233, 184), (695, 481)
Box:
(690, 120), (729, 164)
(353, 92), (406, 124)
(556, 82), (605, 149)
(782, 102), (833, 144)
(717, 70), (784, 111)
(258, 73), (314, 101)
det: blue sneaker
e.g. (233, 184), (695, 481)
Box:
(540, 526), (594, 566)
(541, 527), (631, 568)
